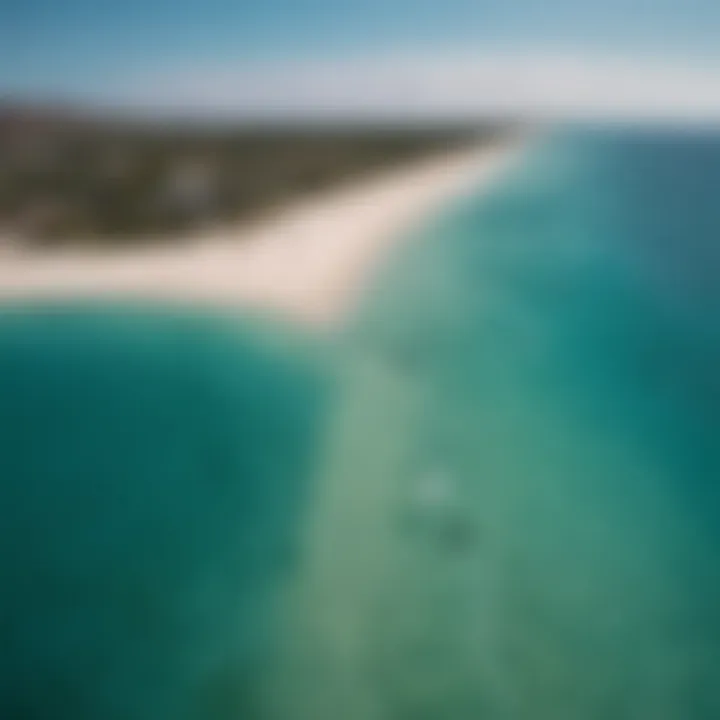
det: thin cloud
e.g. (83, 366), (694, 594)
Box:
(118, 51), (720, 122)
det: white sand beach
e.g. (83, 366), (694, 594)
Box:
(0, 142), (519, 327)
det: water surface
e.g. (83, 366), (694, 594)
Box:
(291, 127), (720, 719)
(3, 128), (720, 719)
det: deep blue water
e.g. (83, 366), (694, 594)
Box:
(2, 128), (720, 719)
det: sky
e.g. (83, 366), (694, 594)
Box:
(3, 0), (720, 120)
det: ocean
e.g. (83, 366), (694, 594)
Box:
(1, 128), (720, 719)
(287, 127), (720, 720)
(0, 305), (332, 719)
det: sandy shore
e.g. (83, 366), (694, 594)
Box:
(0, 142), (519, 327)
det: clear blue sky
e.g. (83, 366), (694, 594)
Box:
(3, 0), (720, 99)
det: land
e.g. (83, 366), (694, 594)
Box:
(0, 104), (513, 247)
(0, 104), (522, 325)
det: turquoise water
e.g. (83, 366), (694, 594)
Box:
(286, 128), (720, 719)
(2, 129), (720, 718)
(0, 305), (331, 719)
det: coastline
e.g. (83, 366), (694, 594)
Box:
(0, 141), (521, 329)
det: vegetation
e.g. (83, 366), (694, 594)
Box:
(0, 105), (512, 247)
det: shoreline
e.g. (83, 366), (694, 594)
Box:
(0, 141), (521, 328)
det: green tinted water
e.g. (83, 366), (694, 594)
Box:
(0, 303), (331, 719)
(3, 130), (720, 719)
(282, 130), (720, 719)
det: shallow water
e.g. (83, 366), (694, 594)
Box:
(289, 128), (720, 719)
(2, 129), (720, 719)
